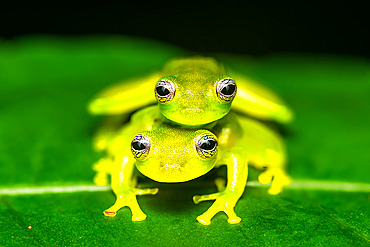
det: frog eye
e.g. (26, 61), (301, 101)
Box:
(216, 78), (237, 103)
(196, 133), (218, 159)
(155, 80), (176, 104)
(131, 134), (151, 160)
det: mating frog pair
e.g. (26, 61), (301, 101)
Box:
(89, 57), (292, 225)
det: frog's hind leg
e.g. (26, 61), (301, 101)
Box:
(92, 158), (112, 186)
(230, 72), (294, 124)
(93, 115), (129, 151)
(257, 149), (292, 195)
(259, 168), (292, 195)
(88, 73), (160, 115)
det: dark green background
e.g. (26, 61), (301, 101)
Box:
(0, 36), (369, 246)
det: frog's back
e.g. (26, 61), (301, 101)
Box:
(162, 57), (226, 75)
(216, 113), (286, 169)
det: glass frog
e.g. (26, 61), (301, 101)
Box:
(89, 57), (293, 191)
(88, 57), (293, 126)
(93, 105), (291, 225)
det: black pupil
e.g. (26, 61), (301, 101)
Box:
(221, 84), (235, 96)
(200, 140), (216, 150)
(132, 141), (146, 150)
(156, 86), (170, 96)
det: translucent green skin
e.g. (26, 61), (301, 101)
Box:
(89, 57), (293, 126)
(157, 58), (232, 126)
(92, 106), (291, 225)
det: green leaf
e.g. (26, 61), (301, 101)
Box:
(0, 36), (369, 246)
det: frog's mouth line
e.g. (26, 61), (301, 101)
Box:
(165, 112), (221, 126)
(137, 163), (201, 183)
(135, 160), (216, 183)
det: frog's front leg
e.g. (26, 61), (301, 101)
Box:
(104, 187), (158, 221)
(193, 154), (248, 225)
(104, 156), (158, 221)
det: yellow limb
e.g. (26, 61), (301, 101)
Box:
(93, 115), (130, 151)
(92, 158), (112, 186)
(88, 73), (161, 115)
(103, 188), (159, 221)
(193, 154), (248, 225)
(231, 72), (294, 123)
(258, 168), (292, 195)
(104, 155), (158, 221)
(214, 177), (226, 191)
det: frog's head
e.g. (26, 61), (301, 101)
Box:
(131, 126), (218, 183)
(154, 58), (237, 126)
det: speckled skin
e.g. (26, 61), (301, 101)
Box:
(93, 106), (291, 225)
(157, 58), (231, 126)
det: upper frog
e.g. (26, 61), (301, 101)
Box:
(154, 58), (235, 126)
(88, 57), (293, 126)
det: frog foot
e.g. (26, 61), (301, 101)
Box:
(104, 187), (159, 221)
(193, 192), (241, 225)
(92, 158), (111, 186)
(93, 172), (109, 186)
(258, 168), (292, 195)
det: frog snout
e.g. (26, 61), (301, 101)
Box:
(181, 107), (203, 114)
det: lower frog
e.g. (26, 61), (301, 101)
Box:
(93, 105), (291, 225)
